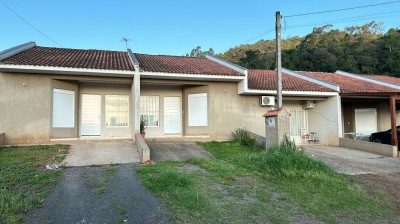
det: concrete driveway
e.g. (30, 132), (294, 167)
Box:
(24, 164), (167, 223)
(304, 146), (400, 175)
(62, 140), (140, 166)
(146, 141), (212, 162)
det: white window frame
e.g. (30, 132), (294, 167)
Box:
(53, 88), (75, 128)
(188, 93), (208, 127)
(105, 95), (130, 128)
(140, 96), (160, 127)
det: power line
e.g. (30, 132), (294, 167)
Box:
(242, 28), (275, 44)
(285, 0), (400, 18)
(0, 0), (62, 47)
(287, 12), (400, 29)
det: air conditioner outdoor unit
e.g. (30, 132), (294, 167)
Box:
(303, 100), (316, 109)
(260, 96), (275, 106)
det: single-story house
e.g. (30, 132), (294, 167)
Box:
(0, 42), (399, 154)
(0, 42), (343, 145)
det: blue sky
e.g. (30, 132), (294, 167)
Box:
(0, 0), (399, 55)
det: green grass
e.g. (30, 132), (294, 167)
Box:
(0, 144), (67, 224)
(84, 164), (119, 197)
(138, 141), (394, 223)
(95, 186), (106, 196)
(113, 203), (128, 215)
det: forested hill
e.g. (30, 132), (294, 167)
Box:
(219, 22), (400, 76)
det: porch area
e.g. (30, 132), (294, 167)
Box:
(340, 93), (400, 157)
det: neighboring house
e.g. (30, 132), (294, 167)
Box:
(298, 70), (400, 139)
(0, 42), (341, 145)
(246, 69), (341, 145)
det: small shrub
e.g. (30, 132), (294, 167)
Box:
(231, 128), (257, 148)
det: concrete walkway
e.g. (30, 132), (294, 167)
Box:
(146, 141), (212, 162)
(304, 145), (400, 175)
(62, 140), (140, 166)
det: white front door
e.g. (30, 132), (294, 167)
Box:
(289, 109), (308, 144)
(164, 97), (181, 134)
(81, 94), (101, 136)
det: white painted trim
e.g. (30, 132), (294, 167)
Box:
(283, 68), (340, 92)
(237, 69), (249, 94)
(140, 71), (244, 81)
(0, 41), (36, 61)
(242, 89), (338, 96)
(205, 55), (247, 74)
(336, 94), (343, 138)
(336, 70), (400, 90)
(238, 68), (336, 96)
(0, 64), (135, 77)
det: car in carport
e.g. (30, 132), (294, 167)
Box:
(369, 126), (400, 144)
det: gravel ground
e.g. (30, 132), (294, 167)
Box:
(24, 164), (167, 224)
(304, 146), (400, 175)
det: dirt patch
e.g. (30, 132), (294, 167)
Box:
(178, 164), (208, 173)
(348, 172), (400, 222)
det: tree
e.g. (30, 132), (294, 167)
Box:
(186, 46), (215, 58)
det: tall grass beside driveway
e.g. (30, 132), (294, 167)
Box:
(0, 145), (67, 224)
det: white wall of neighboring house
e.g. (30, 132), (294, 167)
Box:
(308, 94), (342, 146)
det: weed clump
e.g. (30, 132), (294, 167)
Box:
(231, 128), (261, 150)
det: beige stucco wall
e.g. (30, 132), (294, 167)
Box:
(141, 84), (183, 137)
(80, 82), (132, 138)
(208, 82), (267, 139)
(378, 101), (391, 131)
(308, 95), (341, 146)
(0, 72), (133, 144)
(0, 72), (51, 144)
(140, 80), (269, 140)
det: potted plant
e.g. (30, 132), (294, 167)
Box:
(140, 116), (148, 138)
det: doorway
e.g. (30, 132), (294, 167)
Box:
(163, 97), (181, 134)
(80, 94), (101, 136)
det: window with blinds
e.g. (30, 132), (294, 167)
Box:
(140, 96), (159, 127)
(105, 95), (129, 127)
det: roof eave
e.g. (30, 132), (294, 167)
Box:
(241, 89), (338, 96)
(140, 71), (244, 82)
(0, 64), (135, 77)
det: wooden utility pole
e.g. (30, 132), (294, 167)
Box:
(275, 11), (282, 109)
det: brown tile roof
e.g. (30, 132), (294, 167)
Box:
(299, 71), (399, 93)
(364, 75), (400, 86)
(263, 109), (291, 117)
(248, 69), (333, 92)
(135, 53), (243, 76)
(263, 109), (280, 117)
(1, 46), (135, 71)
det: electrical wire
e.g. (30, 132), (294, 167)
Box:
(0, 0), (62, 47)
(242, 28), (275, 44)
(284, 0), (400, 18)
(287, 12), (400, 29)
